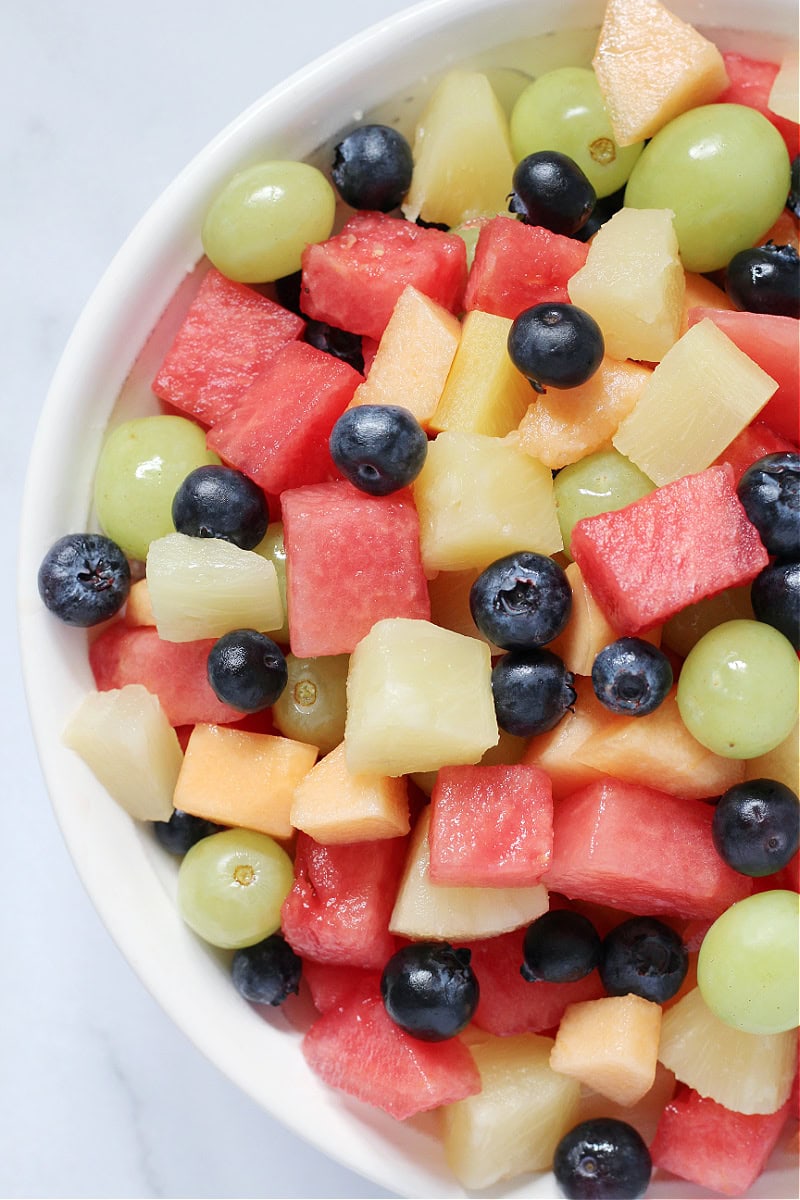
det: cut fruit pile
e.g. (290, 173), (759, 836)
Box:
(39, 0), (800, 1195)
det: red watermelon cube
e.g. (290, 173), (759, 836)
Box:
(303, 961), (383, 1015)
(570, 465), (769, 635)
(429, 764), (553, 887)
(152, 268), (305, 426)
(207, 340), (361, 496)
(281, 481), (430, 657)
(463, 216), (589, 319)
(300, 211), (467, 341)
(713, 420), (798, 482)
(717, 53), (800, 158)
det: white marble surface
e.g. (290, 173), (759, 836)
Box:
(4, 2), (413, 1196)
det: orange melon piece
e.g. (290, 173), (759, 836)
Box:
(125, 578), (156, 626)
(349, 285), (461, 429)
(429, 309), (532, 437)
(550, 994), (662, 1107)
(174, 723), (318, 839)
(517, 357), (652, 470)
(289, 740), (410, 843)
(680, 272), (733, 335)
(592, 0), (729, 147)
(428, 567), (500, 651)
(522, 676), (610, 801)
(548, 561), (661, 677)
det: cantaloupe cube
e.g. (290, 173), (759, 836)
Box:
(612, 319), (779, 485)
(289, 741), (410, 843)
(745, 715), (799, 792)
(428, 567), (500, 651)
(413, 431), (562, 573)
(769, 51), (799, 122)
(429, 310), (532, 437)
(550, 994), (662, 1107)
(174, 723), (318, 839)
(592, 0), (729, 146)
(548, 561), (662, 676)
(348, 286), (461, 428)
(680, 271), (733, 335)
(442, 1033), (581, 1189)
(402, 71), (515, 228)
(516, 357), (652, 470)
(567, 208), (685, 363)
(522, 676), (609, 801)
(124, 578), (155, 626)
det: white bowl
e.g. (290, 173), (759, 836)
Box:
(19, 0), (798, 1196)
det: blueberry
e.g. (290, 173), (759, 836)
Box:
(231, 934), (302, 1006)
(381, 941), (478, 1041)
(38, 532), (130, 627)
(469, 551), (572, 650)
(207, 629), (288, 712)
(521, 910), (602, 984)
(273, 269), (303, 315)
(712, 778), (800, 877)
(737, 452), (800, 559)
(508, 303), (604, 393)
(751, 559), (800, 651)
(571, 186), (625, 243)
(331, 124), (413, 212)
(329, 404), (428, 496)
(554, 1118), (652, 1199)
(304, 319), (364, 373)
(591, 637), (673, 716)
(491, 648), (576, 737)
(726, 241), (800, 319)
(153, 809), (224, 856)
(788, 155), (800, 220)
(508, 150), (596, 237)
(600, 917), (688, 1004)
(172, 465), (269, 550)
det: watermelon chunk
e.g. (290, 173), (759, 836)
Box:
(570, 464), (769, 635)
(152, 268), (305, 425)
(713, 420), (798, 482)
(300, 211), (468, 341)
(281, 481), (430, 657)
(463, 216), (589, 319)
(302, 960), (383, 1014)
(717, 52), (800, 159)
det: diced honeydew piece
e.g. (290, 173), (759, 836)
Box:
(146, 532), (283, 642)
(768, 51), (799, 122)
(63, 684), (181, 822)
(290, 741), (410, 843)
(550, 994), (662, 1107)
(345, 618), (498, 776)
(429, 310), (532, 437)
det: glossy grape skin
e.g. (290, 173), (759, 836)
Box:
(202, 160), (336, 283)
(94, 415), (220, 562)
(520, 910), (601, 984)
(697, 889), (800, 1034)
(624, 104), (791, 273)
(253, 523), (289, 645)
(712, 778), (800, 877)
(751, 560), (800, 651)
(676, 619), (799, 759)
(271, 653), (349, 754)
(553, 448), (655, 559)
(510, 67), (644, 199)
(469, 551), (572, 650)
(381, 942), (478, 1041)
(554, 1118), (652, 1199)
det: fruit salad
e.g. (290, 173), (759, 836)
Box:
(34, 0), (800, 1195)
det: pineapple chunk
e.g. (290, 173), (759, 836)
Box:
(769, 51), (799, 122)
(344, 618), (498, 776)
(413, 431), (562, 573)
(289, 741), (410, 843)
(147, 532), (283, 642)
(592, 0), (729, 146)
(429, 310), (532, 437)
(389, 808), (548, 940)
(548, 561), (662, 677)
(124, 578), (155, 626)
(442, 1033), (581, 1189)
(612, 319), (779, 485)
(411, 730), (528, 798)
(63, 684), (181, 822)
(402, 71), (515, 228)
(659, 987), (798, 1115)
(550, 994), (662, 1107)
(567, 208), (685, 363)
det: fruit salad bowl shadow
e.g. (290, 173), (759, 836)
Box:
(18, 0), (798, 1196)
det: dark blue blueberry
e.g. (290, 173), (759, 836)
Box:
(591, 637), (672, 716)
(469, 551), (572, 650)
(331, 124), (413, 212)
(491, 648), (576, 737)
(231, 934), (302, 1006)
(153, 809), (224, 856)
(273, 269), (303, 315)
(600, 917), (688, 1004)
(571, 186), (625, 243)
(788, 155), (800, 219)
(521, 910), (601, 984)
(508, 150), (596, 237)
(207, 629), (288, 712)
(554, 1119), (652, 1199)
(752, 559), (800, 651)
(381, 941), (478, 1042)
(303, 319), (364, 372)
(508, 303), (604, 393)
(172, 465), (269, 550)
(726, 241), (800, 318)
(712, 778), (800, 877)
(329, 404), (428, 496)
(737, 452), (800, 559)
(38, 532), (130, 627)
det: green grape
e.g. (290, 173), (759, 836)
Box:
(254, 521), (289, 644)
(177, 828), (293, 949)
(202, 160), (336, 283)
(553, 447), (655, 559)
(624, 104), (791, 273)
(272, 653), (349, 754)
(697, 890), (800, 1034)
(94, 415), (220, 562)
(510, 67), (644, 198)
(676, 619), (799, 759)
